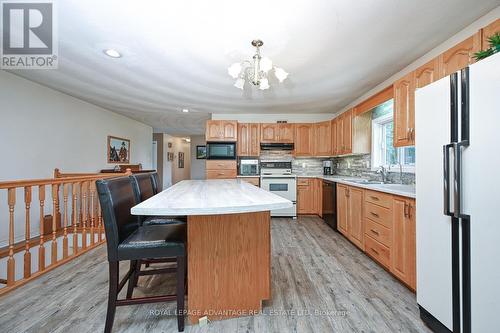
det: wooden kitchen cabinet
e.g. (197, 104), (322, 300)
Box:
(331, 118), (337, 156)
(335, 116), (343, 155)
(439, 32), (481, 77)
(294, 123), (314, 157)
(314, 121), (332, 156)
(313, 178), (322, 217)
(481, 19), (500, 50)
(393, 72), (415, 147)
(348, 186), (364, 249)
(342, 110), (353, 154)
(297, 178), (315, 214)
(260, 123), (294, 143)
(237, 123), (260, 156)
(391, 197), (416, 290)
(206, 160), (237, 179)
(337, 184), (349, 236)
(205, 120), (238, 142)
(414, 57), (442, 89)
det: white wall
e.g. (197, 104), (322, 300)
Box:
(211, 113), (335, 123)
(190, 135), (206, 180)
(0, 70), (153, 248)
(338, 6), (500, 115)
(0, 70), (153, 181)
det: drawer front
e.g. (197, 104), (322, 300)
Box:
(364, 202), (392, 228)
(364, 218), (391, 247)
(297, 178), (312, 186)
(241, 177), (260, 186)
(206, 170), (237, 179)
(365, 190), (393, 209)
(206, 160), (237, 170)
(365, 235), (391, 269)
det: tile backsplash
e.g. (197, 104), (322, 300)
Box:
(259, 150), (415, 184)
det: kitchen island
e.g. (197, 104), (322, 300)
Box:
(131, 179), (292, 323)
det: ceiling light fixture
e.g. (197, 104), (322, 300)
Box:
(228, 39), (288, 90)
(182, 108), (189, 113)
(103, 49), (122, 58)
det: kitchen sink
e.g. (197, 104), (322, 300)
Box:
(347, 179), (384, 185)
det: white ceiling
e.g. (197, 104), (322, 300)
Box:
(8, 0), (500, 135)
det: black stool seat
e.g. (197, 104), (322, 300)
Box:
(118, 224), (186, 260)
(143, 216), (187, 226)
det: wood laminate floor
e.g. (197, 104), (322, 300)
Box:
(0, 216), (431, 333)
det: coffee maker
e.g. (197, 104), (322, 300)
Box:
(323, 160), (333, 175)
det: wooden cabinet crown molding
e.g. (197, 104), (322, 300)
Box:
(354, 85), (393, 116)
(481, 18), (500, 51)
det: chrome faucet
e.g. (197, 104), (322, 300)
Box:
(377, 166), (388, 183)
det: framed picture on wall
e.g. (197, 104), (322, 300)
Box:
(107, 136), (130, 163)
(178, 152), (184, 168)
(167, 152), (174, 161)
(196, 145), (207, 159)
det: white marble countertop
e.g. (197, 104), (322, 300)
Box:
(296, 175), (416, 198)
(131, 179), (293, 216)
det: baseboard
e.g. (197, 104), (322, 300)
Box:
(419, 305), (452, 333)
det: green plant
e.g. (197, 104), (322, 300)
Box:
(473, 32), (500, 61)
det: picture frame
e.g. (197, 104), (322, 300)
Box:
(107, 136), (130, 164)
(178, 152), (185, 168)
(196, 145), (207, 159)
(167, 152), (174, 161)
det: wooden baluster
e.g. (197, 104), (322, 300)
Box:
(7, 188), (16, 286)
(51, 184), (59, 265)
(81, 182), (88, 249)
(72, 183), (78, 254)
(24, 186), (32, 278)
(39, 185), (46, 271)
(97, 197), (103, 242)
(62, 183), (69, 258)
(89, 182), (95, 245)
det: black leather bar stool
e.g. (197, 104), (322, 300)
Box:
(96, 177), (186, 332)
(130, 173), (187, 225)
(150, 172), (161, 194)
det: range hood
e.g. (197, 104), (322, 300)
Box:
(260, 143), (294, 150)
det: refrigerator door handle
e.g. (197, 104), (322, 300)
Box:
(443, 143), (454, 216)
(453, 140), (469, 219)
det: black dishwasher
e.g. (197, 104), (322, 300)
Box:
(322, 180), (337, 230)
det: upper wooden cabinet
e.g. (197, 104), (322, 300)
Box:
(391, 197), (416, 290)
(237, 123), (260, 156)
(294, 123), (314, 157)
(260, 123), (294, 143)
(206, 120), (238, 142)
(393, 72), (415, 147)
(333, 109), (354, 155)
(331, 119), (337, 156)
(482, 19), (500, 50)
(415, 57), (442, 89)
(314, 121), (332, 156)
(440, 32), (481, 77)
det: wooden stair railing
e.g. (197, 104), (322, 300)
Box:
(0, 169), (132, 296)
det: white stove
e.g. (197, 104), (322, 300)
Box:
(260, 161), (297, 218)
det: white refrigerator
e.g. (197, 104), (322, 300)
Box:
(415, 53), (500, 333)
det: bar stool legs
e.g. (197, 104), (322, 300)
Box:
(176, 256), (186, 332)
(105, 261), (119, 333)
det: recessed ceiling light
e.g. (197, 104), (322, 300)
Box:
(182, 109), (189, 113)
(103, 49), (122, 58)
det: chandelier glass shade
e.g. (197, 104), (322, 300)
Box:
(228, 40), (288, 90)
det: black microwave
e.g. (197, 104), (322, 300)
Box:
(206, 142), (236, 160)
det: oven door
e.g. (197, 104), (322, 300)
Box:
(260, 176), (297, 217)
(206, 143), (236, 160)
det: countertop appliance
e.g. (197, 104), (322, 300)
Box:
(206, 142), (236, 160)
(260, 160), (296, 217)
(322, 180), (336, 230)
(323, 160), (333, 175)
(415, 53), (500, 333)
(238, 158), (259, 176)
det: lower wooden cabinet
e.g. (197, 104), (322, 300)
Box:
(297, 178), (321, 215)
(391, 197), (416, 290)
(336, 184), (363, 249)
(337, 184), (416, 291)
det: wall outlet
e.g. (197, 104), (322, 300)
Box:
(199, 316), (209, 327)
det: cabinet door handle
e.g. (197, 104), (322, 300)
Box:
(370, 248), (379, 255)
(408, 203), (412, 219)
(370, 229), (380, 236)
(370, 212), (379, 218)
(404, 202), (408, 217)
(370, 196), (379, 201)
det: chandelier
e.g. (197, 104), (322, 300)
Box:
(228, 39), (288, 90)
